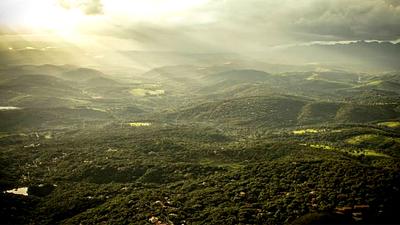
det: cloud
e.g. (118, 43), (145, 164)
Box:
(285, 0), (400, 41)
(83, 0), (103, 15)
(384, 0), (400, 7)
(1, 0), (399, 52)
(93, 0), (400, 52)
(58, 0), (103, 15)
(200, 0), (400, 41)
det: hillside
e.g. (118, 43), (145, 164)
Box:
(205, 69), (271, 83)
(175, 95), (308, 127)
(175, 96), (399, 127)
(0, 64), (399, 225)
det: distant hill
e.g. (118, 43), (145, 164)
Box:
(205, 69), (271, 83)
(8, 96), (85, 108)
(198, 69), (273, 95)
(298, 102), (342, 124)
(175, 95), (308, 127)
(175, 95), (399, 126)
(0, 74), (81, 102)
(142, 65), (207, 85)
(60, 68), (106, 82)
(359, 74), (400, 93)
(0, 48), (89, 66)
(0, 107), (112, 131)
(299, 101), (399, 124)
(335, 104), (399, 123)
(296, 79), (352, 91)
(0, 65), (129, 107)
(278, 41), (400, 71)
(0, 64), (74, 77)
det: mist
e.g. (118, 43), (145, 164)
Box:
(1, 0), (400, 72)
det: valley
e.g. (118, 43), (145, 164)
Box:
(0, 63), (399, 225)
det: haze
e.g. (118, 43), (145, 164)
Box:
(0, 0), (399, 71)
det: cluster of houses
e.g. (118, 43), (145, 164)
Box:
(335, 204), (370, 221)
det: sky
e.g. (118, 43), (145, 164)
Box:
(0, 0), (399, 52)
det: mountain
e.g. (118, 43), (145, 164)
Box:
(175, 95), (399, 126)
(174, 95), (308, 127)
(205, 69), (271, 83)
(276, 41), (400, 71)
(335, 104), (399, 123)
(60, 68), (107, 82)
(297, 102), (342, 124)
(0, 107), (112, 131)
(1, 63), (399, 225)
(0, 74), (81, 103)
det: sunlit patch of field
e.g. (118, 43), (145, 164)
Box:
(128, 122), (151, 127)
(346, 134), (399, 145)
(292, 129), (326, 135)
(306, 73), (319, 80)
(147, 90), (165, 95)
(4, 187), (28, 196)
(365, 80), (383, 86)
(306, 143), (390, 158)
(355, 150), (390, 157)
(0, 106), (21, 110)
(8, 95), (32, 102)
(69, 98), (91, 104)
(89, 107), (107, 112)
(142, 83), (162, 88)
(378, 121), (400, 128)
(352, 80), (382, 89)
(309, 144), (333, 150)
(0, 133), (11, 138)
(347, 134), (380, 145)
(130, 88), (148, 96)
(130, 88), (165, 96)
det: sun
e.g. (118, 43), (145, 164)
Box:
(2, 0), (211, 34)
(0, 0), (212, 47)
(23, 1), (86, 35)
(0, 0), (98, 40)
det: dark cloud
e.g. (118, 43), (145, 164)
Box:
(286, 0), (400, 40)
(207, 0), (400, 41)
(98, 0), (400, 52)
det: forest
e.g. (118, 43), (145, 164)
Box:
(0, 63), (399, 225)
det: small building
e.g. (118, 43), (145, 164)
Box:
(354, 205), (370, 211)
(335, 206), (352, 215)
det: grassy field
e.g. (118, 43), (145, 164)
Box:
(378, 121), (400, 128)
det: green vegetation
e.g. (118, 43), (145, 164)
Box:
(346, 134), (399, 146)
(359, 150), (390, 157)
(128, 122), (152, 127)
(309, 144), (334, 150)
(378, 121), (400, 128)
(0, 64), (399, 225)
(293, 129), (324, 135)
